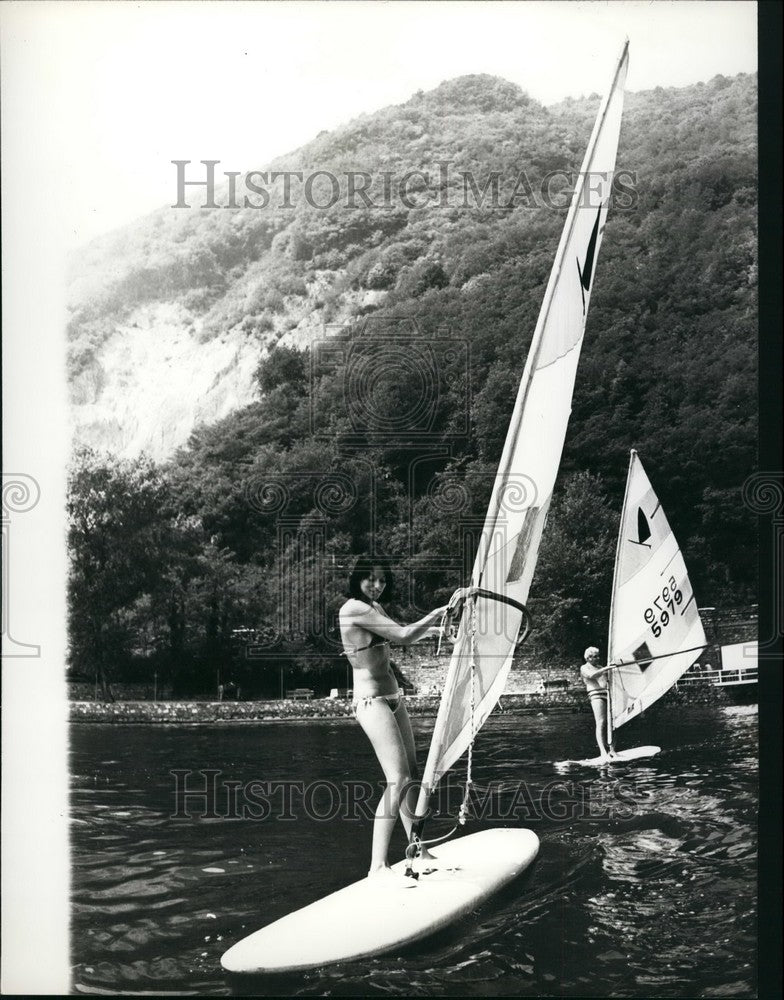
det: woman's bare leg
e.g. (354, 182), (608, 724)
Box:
(395, 699), (418, 779)
(355, 700), (412, 872)
(393, 701), (436, 861)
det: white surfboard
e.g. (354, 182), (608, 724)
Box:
(555, 744), (661, 768)
(220, 828), (539, 974)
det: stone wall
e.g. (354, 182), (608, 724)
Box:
(70, 681), (728, 724)
(394, 645), (570, 696)
(70, 692), (590, 724)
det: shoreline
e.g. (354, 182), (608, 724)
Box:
(69, 685), (736, 724)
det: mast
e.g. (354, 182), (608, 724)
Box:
(606, 448), (637, 747)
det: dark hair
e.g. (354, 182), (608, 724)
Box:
(347, 556), (395, 603)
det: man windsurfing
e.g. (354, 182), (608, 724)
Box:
(579, 646), (618, 762)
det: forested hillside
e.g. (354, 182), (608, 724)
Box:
(67, 71), (757, 696)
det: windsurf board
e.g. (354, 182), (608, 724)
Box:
(555, 744), (661, 768)
(221, 827), (538, 974)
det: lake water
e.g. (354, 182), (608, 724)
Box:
(71, 703), (757, 996)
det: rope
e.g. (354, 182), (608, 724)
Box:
(416, 822), (461, 848)
(435, 605), (451, 657)
(408, 593), (478, 869)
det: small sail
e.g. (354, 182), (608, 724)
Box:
(415, 42), (630, 814)
(607, 451), (707, 729)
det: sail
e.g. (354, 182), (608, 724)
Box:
(415, 42), (630, 815)
(607, 450), (707, 729)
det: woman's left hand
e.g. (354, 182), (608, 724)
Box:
(447, 586), (479, 611)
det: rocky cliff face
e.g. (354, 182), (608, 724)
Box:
(65, 73), (550, 462)
(70, 303), (261, 459)
(69, 272), (385, 460)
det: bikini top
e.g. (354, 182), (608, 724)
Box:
(344, 633), (390, 655)
(341, 600), (396, 656)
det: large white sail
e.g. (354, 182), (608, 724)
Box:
(607, 450), (707, 730)
(415, 42), (630, 815)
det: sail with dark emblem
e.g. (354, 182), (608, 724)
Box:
(607, 450), (707, 730)
(415, 41), (630, 814)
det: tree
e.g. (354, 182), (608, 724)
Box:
(529, 472), (618, 661)
(254, 344), (308, 394)
(67, 450), (173, 699)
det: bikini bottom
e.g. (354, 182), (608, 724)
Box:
(352, 692), (403, 718)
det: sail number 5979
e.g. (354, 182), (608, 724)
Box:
(644, 576), (682, 637)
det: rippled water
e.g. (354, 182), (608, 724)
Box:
(71, 703), (757, 996)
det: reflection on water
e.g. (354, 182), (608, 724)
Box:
(71, 704), (757, 996)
